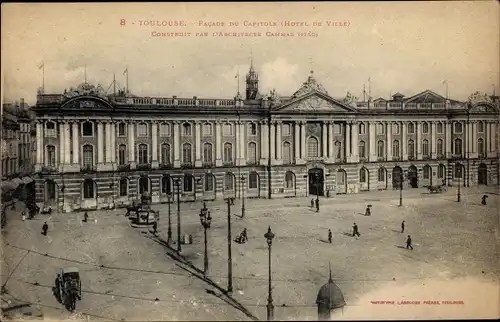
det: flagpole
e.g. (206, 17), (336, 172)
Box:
(42, 64), (45, 93)
(126, 67), (129, 94)
(85, 65), (87, 83)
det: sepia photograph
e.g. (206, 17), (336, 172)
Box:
(1, 1), (499, 321)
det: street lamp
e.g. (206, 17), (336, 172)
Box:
(457, 166), (461, 202)
(240, 175), (246, 218)
(167, 192), (173, 245)
(226, 197), (233, 295)
(199, 204), (212, 278)
(173, 178), (182, 252)
(264, 226), (275, 321)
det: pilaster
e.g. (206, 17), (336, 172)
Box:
(351, 122), (359, 163)
(215, 121), (223, 167)
(128, 121), (137, 170)
(173, 121), (181, 168)
(368, 122), (377, 162)
(345, 122), (352, 163)
(195, 121), (202, 167)
(274, 121), (282, 165)
(402, 122), (408, 160)
(431, 122), (437, 159)
(259, 121), (269, 166)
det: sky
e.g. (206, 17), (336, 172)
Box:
(1, 1), (499, 106)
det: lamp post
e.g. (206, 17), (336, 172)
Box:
(466, 104), (471, 187)
(173, 178), (182, 252)
(457, 166), (461, 202)
(264, 226), (275, 321)
(240, 175), (246, 218)
(226, 198), (233, 295)
(167, 192), (173, 245)
(199, 204), (211, 278)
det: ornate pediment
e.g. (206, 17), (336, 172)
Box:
(405, 90), (446, 104)
(277, 93), (355, 112)
(291, 70), (328, 98)
(63, 83), (107, 100)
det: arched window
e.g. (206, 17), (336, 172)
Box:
(359, 168), (367, 183)
(392, 123), (400, 134)
(45, 180), (57, 201)
(422, 139), (429, 157)
(282, 142), (291, 164)
(477, 138), (484, 155)
(359, 141), (366, 158)
(437, 139), (443, 156)
(377, 140), (385, 157)
(454, 122), (462, 133)
(438, 164), (446, 179)
(46, 145), (56, 167)
(224, 173), (235, 190)
(182, 143), (192, 163)
(182, 123), (192, 136)
(376, 122), (384, 134)
(358, 123), (365, 135)
(334, 141), (342, 159)
(83, 179), (95, 199)
(203, 143), (213, 163)
(161, 175), (172, 194)
(82, 144), (94, 167)
(223, 143), (233, 162)
(477, 121), (484, 133)
(119, 178), (128, 197)
(249, 123), (257, 136)
(408, 140), (415, 158)
(407, 122), (415, 134)
(118, 144), (127, 165)
(285, 171), (295, 189)
(392, 140), (400, 157)
(437, 122), (443, 134)
(183, 174), (193, 192)
(248, 142), (257, 163)
(422, 122), (429, 134)
(307, 137), (319, 158)
(138, 144), (148, 164)
(139, 176), (149, 194)
(204, 174), (215, 192)
(378, 168), (386, 182)
(248, 172), (259, 189)
(454, 139), (462, 155)
(423, 165), (431, 179)
(454, 164), (463, 178)
(161, 143), (171, 164)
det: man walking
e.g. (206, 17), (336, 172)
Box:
(406, 235), (413, 250)
(315, 199), (320, 212)
(42, 222), (48, 236)
(352, 223), (360, 237)
(310, 199), (314, 208)
(328, 229), (332, 243)
(83, 212), (89, 223)
(152, 221), (158, 236)
(401, 220), (405, 233)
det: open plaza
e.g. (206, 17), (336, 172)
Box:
(1, 186), (499, 321)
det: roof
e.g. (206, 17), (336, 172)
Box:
(62, 267), (80, 274)
(316, 271), (346, 309)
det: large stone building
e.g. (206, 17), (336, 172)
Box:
(33, 65), (500, 212)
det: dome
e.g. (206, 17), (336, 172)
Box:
(316, 274), (346, 310)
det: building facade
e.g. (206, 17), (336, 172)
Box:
(33, 67), (500, 212)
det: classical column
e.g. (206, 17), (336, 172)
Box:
(351, 122), (359, 162)
(275, 121), (282, 164)
(488, 122), (496, 157)
(327, 122), (334, 159)
(216, 121), (222, 167)
(105, 122), (112, 163)
(260, 121), (269, 165)
(235, 121), (240, 165)
(345, 123), (351, 162)
(294, 122), (301, 161)
(431, 122), (437, 159)
(386, 122), (392, 161)
(128, 122), (136, 169)
(300, 122), (307, 160)
(402, 122), (408, 160)
(416, 122), (422, 160)
(322, 122), (328, 158)
(97, 122), (104, 165)
(194, 122), (202, 167)
(368, 122), (376, 162)
(36, 122), (44, 169)
(72, 122), (79, 165)
(445, 121), (452, 157)
(270, 122), (276, 164)
(110, 122), (116, 163)
(173, 122), (181, 167)
(152, 121), (159, 168)
(239, 122), (246, 166)
(471, 122), (477, 158)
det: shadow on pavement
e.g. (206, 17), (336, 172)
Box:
(391, 229), (402, 233)
(342, 232), (353, 237)
(394, 245), (406, 249)
(318, 239), (330, 244)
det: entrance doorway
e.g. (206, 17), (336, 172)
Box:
(308, 168), (324, 197)
(392, 166), (402, 189)
(408, 165), (418, 188)
(45, 180), (57, 205)
(478, 163), (487, 185)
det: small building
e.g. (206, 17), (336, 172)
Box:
(316, 269), (346, 321)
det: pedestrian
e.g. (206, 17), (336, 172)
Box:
(365, 206), (371, 216)
(21, 212), (26, 222)
(310, 199), (314, 208)
(406, 235), (413, 250)
(315, 199), (320, 212)
(328, 229), (332, 243)
(352, 223), (360, 237)
(42, 222), (48, 236)
(401, 220), (405, 233)
(152, 221), (158, 235)
(188, 234), (193, 244)
(83, 212), (89, 223)
(481, 195), (488, 206)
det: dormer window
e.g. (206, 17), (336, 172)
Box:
(81, 121), (94, 137)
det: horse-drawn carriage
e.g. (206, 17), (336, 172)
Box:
(54, 267), (82, 312)
(427, 183), (447, 194)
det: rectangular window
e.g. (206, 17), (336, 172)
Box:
(223, 124), (232, 136)
(137, 123), (148, 137)
(334, 124), (341, 134)
(203, 123), (212, 136)
(118, 123), (126, 137)
(282, 124), (290, 136)
(377, 123), (384, 134)
(160, 123), (170, 137)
